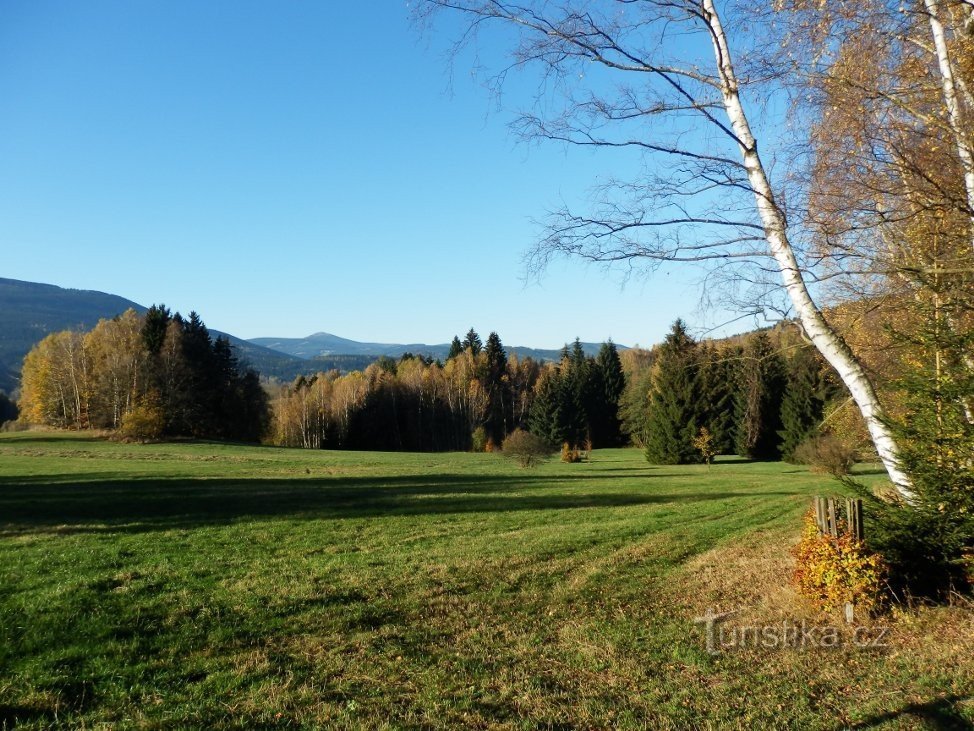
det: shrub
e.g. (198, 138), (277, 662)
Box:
(0, 419), (29, 433)
(118, 398), (165, 443)
(502, 429), (555, 468)
(561, 442), (584, 463)
(471, 426), (488, 453)
(792, 511), (887, 613)
(793, 434), (856, 476)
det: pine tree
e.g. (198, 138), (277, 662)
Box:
(644, 320), (703, 464)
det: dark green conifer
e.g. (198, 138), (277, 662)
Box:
(778, 344), (826, 462)
(734, 332), (787, 460)
(699, 344), (738, 455)
(483, 332), (509, 443)
(644, 320), (703, 464)
(462, 328), (483, 356)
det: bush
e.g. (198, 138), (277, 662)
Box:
(118, 399), (165, 443)
(561, 442), (583, 463)
(471, 426), (489, 453)
(793, 434), (856, 476)
(502, 429), (555, 468)
(864, 497), (973, 598)
(792, 511), (887, 613)
(0, 419), (29, 433)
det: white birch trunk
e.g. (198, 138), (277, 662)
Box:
(701, 0), (915, 499)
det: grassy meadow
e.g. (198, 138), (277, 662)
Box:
(0, 432), (971, 729)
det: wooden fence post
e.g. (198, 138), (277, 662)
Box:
(811, 496), (865, 623)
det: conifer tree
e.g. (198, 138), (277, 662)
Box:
(644, 320), (703, 464)
(527, 367), (564, 445)
(870, 304), (974, 594)
(447, 336), (463, 361)
(482, 332), (509, 444)
(593, 340), (625, 447)
(141, 304), (171, 356)
(778, 344), (827, 462)
(735, 332), (787, 460)
(462, 328), (482, 356)
(698, 344), (738, 455)
(562, 338), (593, 446)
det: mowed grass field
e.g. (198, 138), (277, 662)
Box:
(0, 433), (971, 730)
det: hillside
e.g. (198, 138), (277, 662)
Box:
(0, 278), (626, 394)
(0, 278), (302, 393)
(250, 331), (616, 363)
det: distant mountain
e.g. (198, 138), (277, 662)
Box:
(0, 278), (303, 393)
(249, 331), (619, 362)
(0, 277), (628, 395)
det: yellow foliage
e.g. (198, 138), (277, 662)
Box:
(792, 511), (887, 613)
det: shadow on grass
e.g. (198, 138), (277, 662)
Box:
(849, 695), (974, 730)
(0, 471), (803, 535)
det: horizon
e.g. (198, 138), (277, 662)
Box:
(0, 2), (772, 350)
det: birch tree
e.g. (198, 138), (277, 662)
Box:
(418, 0), (915, 496)
(767, 0), (973, 428)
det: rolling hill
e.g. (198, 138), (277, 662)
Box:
(249, 332), (615, 363)
(0, 278), (303, 394)
(0, 277), (626, 394)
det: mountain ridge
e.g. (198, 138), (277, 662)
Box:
(0, 278), (302, 393)
(0, 278), (628, 393)
(248, 331), (621, 362)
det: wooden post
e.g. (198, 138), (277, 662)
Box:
(846, 498), (864, 540)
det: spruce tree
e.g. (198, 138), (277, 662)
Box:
(593, 340), (625, 447)
(869, 304), (974, 595)
(644, 320), (703, 464)
(562, 338), (593, 446)
(699, 344), (738, 455)
(141, 304), (171, 356)
(462, 328), (483, 356)
(483, 332), (509, 443)
(778, 344), (826, 462)
(447, 336), (463, 360)
(528, 368), (563, 445)
(734, 332), (787, 460)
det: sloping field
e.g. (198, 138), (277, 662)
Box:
(0, 433), (970, 729)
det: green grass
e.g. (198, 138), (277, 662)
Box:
(0, 433), (971, 729)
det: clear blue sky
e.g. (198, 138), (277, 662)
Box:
(1, 0), (750, 349)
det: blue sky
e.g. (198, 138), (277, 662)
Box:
(0, 0), (752, 349)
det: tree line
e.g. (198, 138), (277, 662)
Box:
(620, 320), (841, 465)
(19, 306), (269, 441)
(271, 330), (628, 452)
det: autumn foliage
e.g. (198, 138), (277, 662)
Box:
(792, 511), (887, 613)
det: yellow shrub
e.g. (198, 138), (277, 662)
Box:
(792, 511), (887, 613)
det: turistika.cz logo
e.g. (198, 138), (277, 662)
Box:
(693, 608), (890, 655)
